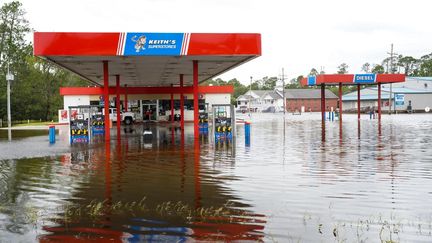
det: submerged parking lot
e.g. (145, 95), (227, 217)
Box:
(0, 113), (432, 242)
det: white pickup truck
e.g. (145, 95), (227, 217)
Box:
(108, 108), (136, 125)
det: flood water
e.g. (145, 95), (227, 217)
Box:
(1, 113), (432, 242)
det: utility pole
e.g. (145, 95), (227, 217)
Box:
(280, 68), (286, 115)
(387, 44), (394, 115)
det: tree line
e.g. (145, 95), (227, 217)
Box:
(204, 52), (432, 104)
(0, 1), (87, 123)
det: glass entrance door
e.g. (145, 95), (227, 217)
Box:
(142, 104), (157, 121)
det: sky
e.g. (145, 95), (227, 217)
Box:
(10, 0), (432, 85)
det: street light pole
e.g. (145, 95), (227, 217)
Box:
(249, 76), (252, 118)
(6, 61), (14, 141)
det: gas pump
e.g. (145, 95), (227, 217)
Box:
(199, 103), (210, 134)
(68, 105), (105, 144)
(68, 105), (90, 144)
(212, 104), (236, 143)
(90, 105), (105, 135)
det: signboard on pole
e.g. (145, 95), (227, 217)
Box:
(307, 76), (316, 85)
(395, 94), (405, 106)
(6, 73), (14, 81)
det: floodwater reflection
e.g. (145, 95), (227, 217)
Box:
(0, 124), (264, 242)
(1, 114), (432, 242)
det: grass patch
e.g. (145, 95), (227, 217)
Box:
(57, 198), (240, 224)
(0, 198), (246, 227)
(13, 121), (53, 127)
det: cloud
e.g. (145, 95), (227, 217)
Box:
(335, 21), (416, 35)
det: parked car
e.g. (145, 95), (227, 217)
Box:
(107, 108), (136, 125)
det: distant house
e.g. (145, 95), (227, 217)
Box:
(237, 90), (284, 112)
(342, 77), (432, 112)
(236, 94), (254, 111)
(284, 89), (338, 112)
(236, 88), (338, 112)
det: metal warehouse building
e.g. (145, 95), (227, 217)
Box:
(342, 77), (432, 112)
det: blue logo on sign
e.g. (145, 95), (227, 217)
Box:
(354, 74), (376, 84)
(123, 33), (184, 56)
(307, 76), (316, 86)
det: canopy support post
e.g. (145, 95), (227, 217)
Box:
(103, 61), (110, 142)
(378, 83), (382, 121)
(124, 84), (128, 112)
(193, 60), (199, 140)
(357, 85), (361, 120)
(116, 75), (121, 138)
(171, 84), (174, 123)
(338, 83), (343, 122)
(180, 74), (185, 130)
(321, 84), (326, 123)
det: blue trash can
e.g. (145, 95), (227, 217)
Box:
(245, 121), (251, 146)
(49, 125), (55, 144)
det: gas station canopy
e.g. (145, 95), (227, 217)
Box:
(34, 32), (261, 86)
